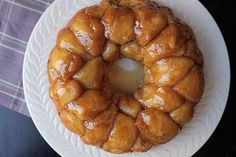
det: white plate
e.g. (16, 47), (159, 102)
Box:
(23, 0), (230, 157)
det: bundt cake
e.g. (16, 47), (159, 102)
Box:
(48, 0), (204, 154)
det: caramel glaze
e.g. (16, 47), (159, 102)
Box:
(47, 0), (204, 154)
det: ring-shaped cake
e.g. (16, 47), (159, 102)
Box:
(48, 0), (204, 154)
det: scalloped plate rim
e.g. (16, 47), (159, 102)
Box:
(23, 0), (230, 157)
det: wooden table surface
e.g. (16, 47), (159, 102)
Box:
(0, 0), (235, 156)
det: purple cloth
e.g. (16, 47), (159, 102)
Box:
(0, 0), (54, 116)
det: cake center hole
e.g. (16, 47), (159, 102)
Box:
(107, 58), (144, 93)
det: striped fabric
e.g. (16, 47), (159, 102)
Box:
(0, 0), (54, 116)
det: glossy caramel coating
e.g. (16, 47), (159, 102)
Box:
(81, 104), (118, 146)
(143, 66), (154, 84)
(130, 136), (153, 152)
(48, 0), (204, 154)
(170, 101), (194, 126)
(103, 5), (135, 44)
(56, 28), (88, 59)
(48, 48), (83, 83)
(85, 0), (115, 18)
(85, 0), (121, 18)
(136, 109), (179, 144)
(174, 66), (204, 103)
(143, 23), (191, 67)
(60, 109), (85, 136)
(157, 7), (175, 23)
(118, 96), (142, 118)
(150, 57), (194, 86)
(101, 72), (114, 100)
(50, 79), (83, 112)
(102, 40), (120, 62)
(120, 41), (144, 61)
(73, 57), (104, 89)
(184, 39), (203, 65)
(134, 84), (184, 112)
(67, 90), (109, 120)
(134, 7), (168, 46)
(68, 10), (105, 57)
(103, 113), (138, 153)
(119, 0), (160, 9)
(111, 91), (126, 105)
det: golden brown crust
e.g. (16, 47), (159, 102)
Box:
(143, 23), (191, 67)
(134, 7), (168, 46)
(120, 41), (144, 61)
(102, 40), (120, 62)
(170, 101), (194, 126)
(119, 0), (160, 9)
(67, 90), (109, 120)
(150, 57), (194, 86)
(103, 113), (138, 153)
(68, 10), (106, 57)
(130, 136), (153, 152)
(85, 0), (121, 18)
(102, 5), (135, 44)
(174, 66), (204, 103)
(47, 48), (83, 84)
(134, 84), (185, 113)
(136, 109), (179, 144)
(60, 109), (85, 136)
(56, 28), (88, 59)
(47, 0), (204, 154)
(143, 66), (154, 84)
(73, 57), (104, 89)
(118, 96), (142, 118)
(50, 79), (83, 112)
(81, 104), (118, 146)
